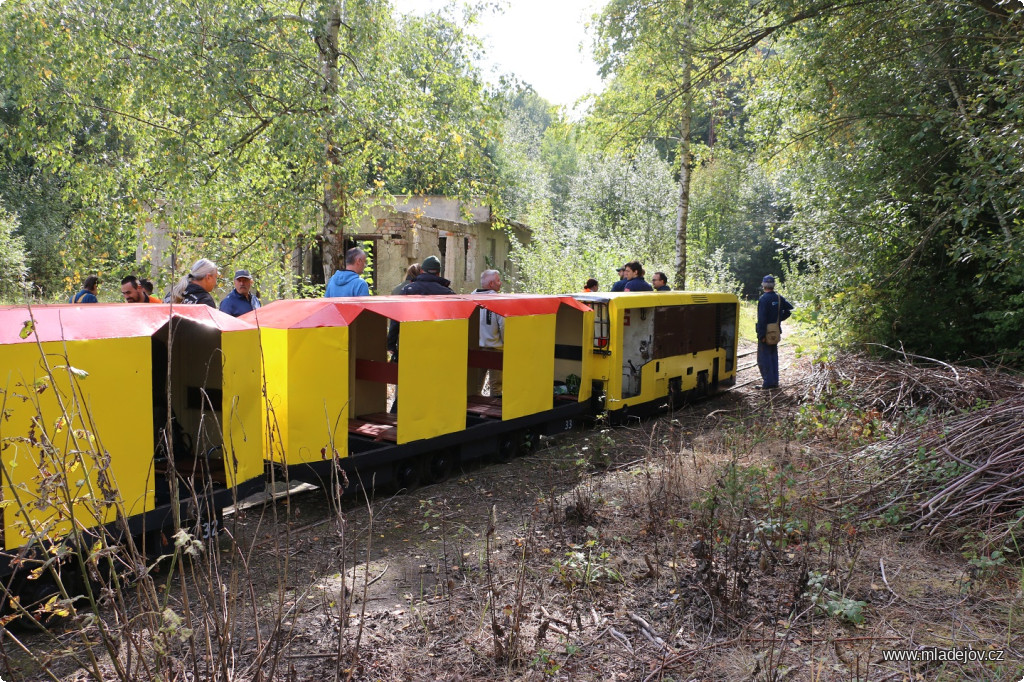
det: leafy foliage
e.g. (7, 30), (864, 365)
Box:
(748, 1), (1024, 361)
(0, 201), (28, 299)
(0, 0), (499, 297)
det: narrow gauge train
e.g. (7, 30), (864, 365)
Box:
(0, 291), (737, 587)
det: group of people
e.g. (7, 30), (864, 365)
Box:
(596, 262), (671, 293)
(322, 248), (502, 408)
(70, 259), (262, 317)
(73, 249), (794, 391)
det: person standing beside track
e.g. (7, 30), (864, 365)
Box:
(169, 258), (219, 307)
(755, 274), (794, 390)
(121, 275), (161, 302)
(392, 263), (421, 295)
(219, 269), (262, 316)
(610, 266), (628, 292)
(623, 261), (654, 292)
(71, 275), (99, 303)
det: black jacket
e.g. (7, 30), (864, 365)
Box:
(387, 272), (454, 354)
(400, 272), (454, 296)
(182, 282), (216, 307)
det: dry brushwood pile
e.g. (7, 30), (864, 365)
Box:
(801, 347), (1023, 418)
(851, 394), (1024, 542)
(805, 352), (1024, 546)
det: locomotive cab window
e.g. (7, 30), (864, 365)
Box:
(591, 302), (610, 354)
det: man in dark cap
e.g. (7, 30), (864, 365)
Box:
(386, 255), (454, 412)
(756, 275), (794, 389)
(219, 269), (262, 317)
(399, 255), (453, 295)
(610, 266), (628, 292)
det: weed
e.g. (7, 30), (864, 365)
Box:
(552, 537), (622, 590)
(804, 570), (867, 625)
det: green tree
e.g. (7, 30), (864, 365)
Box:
(508, 145), (679, 293)
(747, 1), (1024, 359)
(0, 0), (499, 295)
(0, 201), (28, 300)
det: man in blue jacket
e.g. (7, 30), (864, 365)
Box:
(219, 269), (262, 317)
(326, 247), (370, 297)
(756, 275), (794, 389)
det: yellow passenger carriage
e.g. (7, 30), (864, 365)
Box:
(0, 304), (264, 580)
(246, 294), (593, 489)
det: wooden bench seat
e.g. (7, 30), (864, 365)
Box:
(349, 413), (398, 442)
(466, 395), (502, 418)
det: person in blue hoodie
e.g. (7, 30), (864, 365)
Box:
(326, 247), (370, 297)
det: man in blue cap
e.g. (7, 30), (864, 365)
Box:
(755, 275), (794, 389)
(219, 269), (262, 316)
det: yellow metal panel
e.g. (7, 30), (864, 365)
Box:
(606, 304), (626, 411)
(220, 329), (265, 487)
(258, 328), (290, 465)
(397, 319), (467, 443)
(287, 327), (348, 464)
(577, 309), (595, 402)
(1, 338), (153, 551)
(502, 315), (555, 420)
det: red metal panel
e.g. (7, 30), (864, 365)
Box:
(354, 358), (399, 383)
(0, 304), (252, 345)
(467, 349), (503, 370)
(357, 297), (478, 322)
(242, 299), (363, 328)
(457, 294), (591, 316)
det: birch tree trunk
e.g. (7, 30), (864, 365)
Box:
(673, 0), (694, 290)
(319, 1), (346, 278)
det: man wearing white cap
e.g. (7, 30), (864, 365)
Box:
(219, 269), (262, 317)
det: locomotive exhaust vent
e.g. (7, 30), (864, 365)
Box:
(691, 295), (709, 303)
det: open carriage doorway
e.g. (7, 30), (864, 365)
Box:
(151, 318), (228, 503)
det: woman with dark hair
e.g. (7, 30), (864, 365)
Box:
(71, 275), (100, 303)
(623, 262), (653, 292)
(583, 278), (599, 293)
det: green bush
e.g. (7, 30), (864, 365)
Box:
(0, 202), (28, 300)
